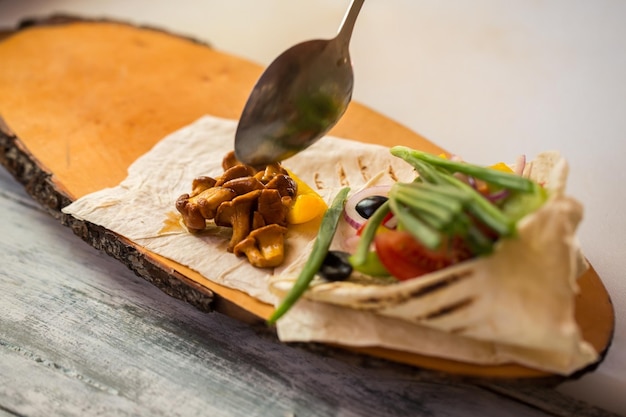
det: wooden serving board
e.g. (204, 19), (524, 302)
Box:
(0, 16), (614, 379)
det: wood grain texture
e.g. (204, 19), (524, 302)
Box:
(0, 168), (619, 417)
(0, 15), (433, 200)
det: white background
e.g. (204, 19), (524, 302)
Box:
(1, 1), (624, 414)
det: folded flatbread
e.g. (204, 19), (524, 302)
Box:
(63, 115), (597, 374)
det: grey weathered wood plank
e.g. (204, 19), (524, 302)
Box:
(0, 165), (619, 417)
(0, 167), (544, 416)
(0, 408), (19, 417)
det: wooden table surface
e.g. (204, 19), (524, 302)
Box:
(0, 165), (619, 417)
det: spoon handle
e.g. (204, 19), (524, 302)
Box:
(336, 0), (365, 45)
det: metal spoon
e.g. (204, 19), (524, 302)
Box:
(234, 0), (365, 167)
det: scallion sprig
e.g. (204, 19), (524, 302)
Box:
(352, 147), (547, 267)
(390, 146), (536, 192)
(268, 187), (350, 324)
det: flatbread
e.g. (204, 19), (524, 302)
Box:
(62, 115), (597, 374)
(62, 115), (416, 304)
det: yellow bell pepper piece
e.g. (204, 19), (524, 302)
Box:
(288, 193), (328, 224)
(489, 162), (514, 173)
(285, 169), (328, 224)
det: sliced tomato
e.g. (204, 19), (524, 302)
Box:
(374, 230), (453, 280)
(356, 211), (396, 236)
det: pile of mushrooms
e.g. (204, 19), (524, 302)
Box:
(175, 151), (297, 268)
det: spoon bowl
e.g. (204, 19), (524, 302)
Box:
(235, 0), (365, 167)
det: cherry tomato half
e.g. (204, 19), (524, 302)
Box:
(374, 230), (452, 280)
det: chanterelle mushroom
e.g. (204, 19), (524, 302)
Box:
(190, 176), (217, 197)
(257, 188), (289, 226)
(222, 176), (265, 195)
(176, 186), (236, 231)
(176, 151), (306, 268)
(255, 163), (287, 184)
(233, 224), (288, 268)
(266, 173), (297, 200)
(216, 164), (256, 186)
(215, 190), (262, 251)
(221, 150), (243, 171)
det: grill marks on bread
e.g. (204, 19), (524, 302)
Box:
(353, 270), (476, 326)
(419, 296), (475, 321)
(312, 159), (400, 191)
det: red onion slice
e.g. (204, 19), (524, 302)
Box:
(486, 188), (510, 202)
(515, 155), (526, 176)
(344, 185), (392, 230)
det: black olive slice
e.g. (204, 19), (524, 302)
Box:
(319, 250), (353, 281)
(355, 195), (388, 219)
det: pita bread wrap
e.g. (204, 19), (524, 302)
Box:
(62, 115), (597, 375)
(271, 153), (597, 373)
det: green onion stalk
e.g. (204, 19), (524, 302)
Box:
(268, 187), (350, 324)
